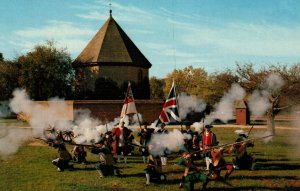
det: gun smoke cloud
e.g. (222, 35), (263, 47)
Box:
(206, 83), (246, 124)
(248, 74), (284, 117)
(178, 93), (206, 120)
(0, 89), (75, 157)
(148, 129), (186, 156)
(1, 89), (118, 157)
(9, 89), (73, 134)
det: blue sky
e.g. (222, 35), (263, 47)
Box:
(1, 0), (300, 78)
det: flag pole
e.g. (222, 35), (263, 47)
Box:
(105, 119), (108, 133)
(123, 82), (130, 117)
(136, 113), (142, 130)
(174, 79), (182, 127)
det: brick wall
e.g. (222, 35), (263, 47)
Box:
(73, 100), (164, 123)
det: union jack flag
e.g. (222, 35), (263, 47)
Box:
(156, 81), (181, 126)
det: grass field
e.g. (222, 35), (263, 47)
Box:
(1, 126), (300, 191)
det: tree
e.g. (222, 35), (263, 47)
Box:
(209, 70), (240, 104)
(0, 55), (20, 100)
(17, 41), (74, 100)
(0, 53), (3, 62)
(94, 77), (121, 99)
(149, 77), (164, 99)
(164, 66), (215, 104)
(236, 63), (300, 134)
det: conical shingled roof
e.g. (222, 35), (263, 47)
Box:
(235, 100), (247, 109)
(73, 15), (152, 69)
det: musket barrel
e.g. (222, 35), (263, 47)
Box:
(193, 134), (273, 154)
(70, 143), (94, 147)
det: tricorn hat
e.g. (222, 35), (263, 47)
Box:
(183, 121), (192, 126)
(205, 124), (213, 129)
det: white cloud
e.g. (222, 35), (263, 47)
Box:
(11, 20), (96, 57)
(76, 11), (108, 21)
(76, 0), (158, 24)
(15, 20), (95, 38)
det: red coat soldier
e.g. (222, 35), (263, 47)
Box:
(199, 125), (218, 170)
(111, 120), (134, 164)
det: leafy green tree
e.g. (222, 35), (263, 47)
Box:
(149, 77), (164, 99)
(164, 66), (213, 102)
(17, 41), (74, 100)
(0, 55), (20, 100)
(209, 70), (240, 104)
(94, 77), (121, 99)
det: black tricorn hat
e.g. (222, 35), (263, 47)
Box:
(183, 121), (192, 126)
(205, 124), (213, 128)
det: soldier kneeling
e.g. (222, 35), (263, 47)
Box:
(232, 136), (256, 170)
(50, 141), (73, 172)
(90, 140), (120, 178)
(71, 145), (88, 164)
(145, 145), (167, 185)
(178, 151), (209, 191)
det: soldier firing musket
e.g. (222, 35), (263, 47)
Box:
(178, 151), (210, 191)
(69, 143), (90, 164)
(88, 140), (120, 178)
(193, 134), (273, 156)
(231, 128), (258, 170)
(193, 134), (273, 179)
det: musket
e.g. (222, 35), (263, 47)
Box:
(127, 142), (144, 148)
(70, 143), (95, 147)
(247, 125), (254, 138)
(193, 134), (273, 154)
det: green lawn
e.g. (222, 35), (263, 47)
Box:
(1, 127), (300, 191)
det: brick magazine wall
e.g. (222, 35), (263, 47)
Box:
(17, 101), (74, 121)
(73, 100), (164, 123)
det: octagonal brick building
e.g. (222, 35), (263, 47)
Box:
(73, 11), (152, 100)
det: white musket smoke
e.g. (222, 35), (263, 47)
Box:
(206, 83), (246, 124)
(0, 128), (32, 158)
(192, 122), (204, 133)
(9, 89), (73, 134)
(148, 129), (186, 156)
(96, 117), (120, 135)
(132, 113), (143, 126)
(0, 89), (74, 157)
(248, 90), (271, 117)
(248, 74), (284, 117)
(178, 93), (206, 119)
